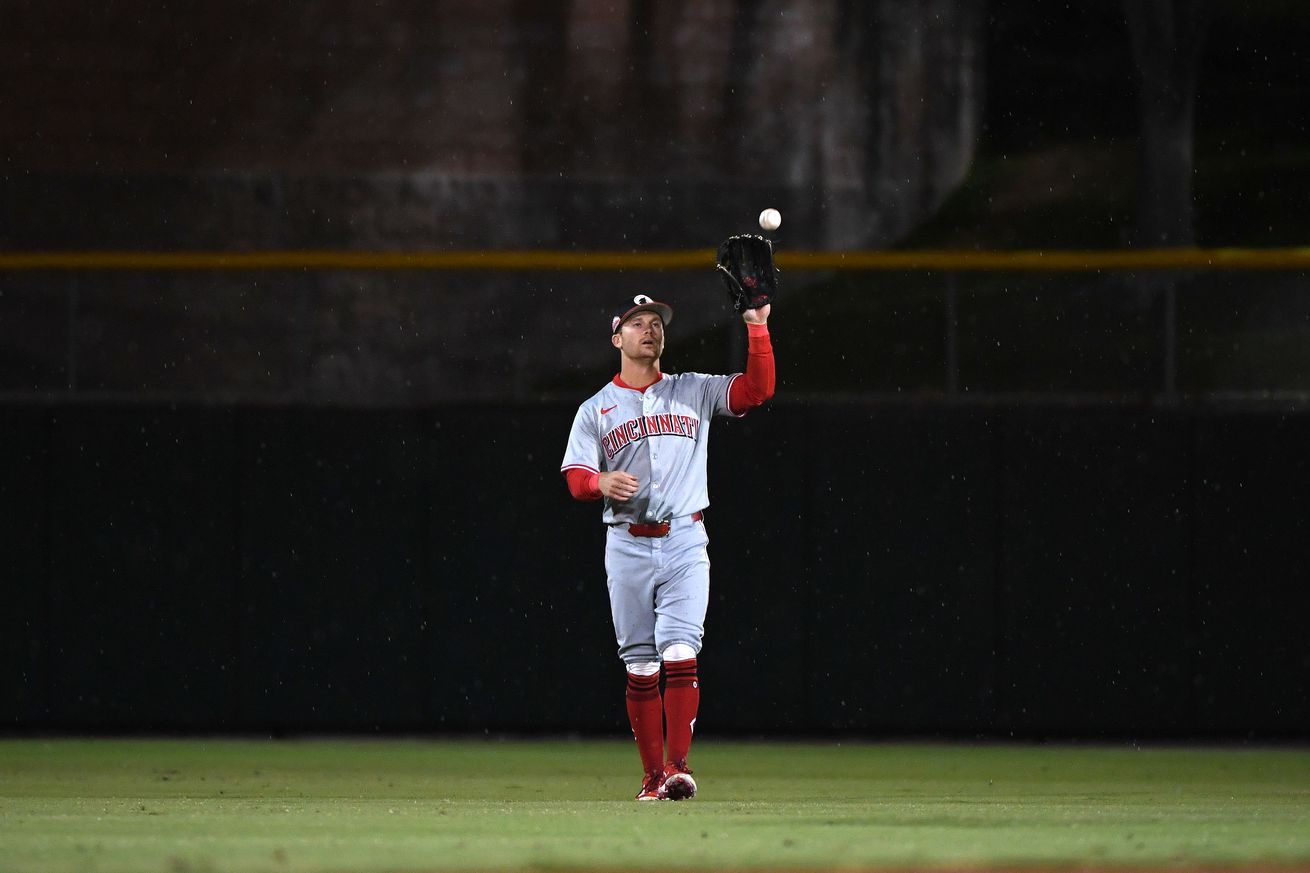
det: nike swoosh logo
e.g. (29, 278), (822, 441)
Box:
(601, 405), (618, 414)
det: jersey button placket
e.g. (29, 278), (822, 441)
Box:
(647, 448), (661, 519)
(646, 392), (660, 519)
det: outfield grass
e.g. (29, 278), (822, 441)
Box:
(2, 738), (1308, 873)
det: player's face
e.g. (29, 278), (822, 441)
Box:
(612, 313), (665, 361)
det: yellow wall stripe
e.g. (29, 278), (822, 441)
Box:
(1, 247), (1308, 271)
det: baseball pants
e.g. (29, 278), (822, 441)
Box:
(604, 514), (710, 665)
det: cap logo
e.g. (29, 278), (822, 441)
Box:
(613, 294), (669, 333)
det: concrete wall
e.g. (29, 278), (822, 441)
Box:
(1, 0), (983, 403)
(3, 0), (982, 249)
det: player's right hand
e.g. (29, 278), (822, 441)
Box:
(598, 471), (640, 502)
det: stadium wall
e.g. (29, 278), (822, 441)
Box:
(2, 403), (1307, 738)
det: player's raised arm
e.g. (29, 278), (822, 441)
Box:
(717, 233), (777, 416)
(727, 301), (775, 415)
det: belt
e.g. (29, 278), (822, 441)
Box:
(624, 511), (703, 538)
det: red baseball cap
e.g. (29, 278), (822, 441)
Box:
(611, 294), (673, 334)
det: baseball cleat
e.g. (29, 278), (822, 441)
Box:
(661, 760), (696, 801)
(636, 768), (665, 801)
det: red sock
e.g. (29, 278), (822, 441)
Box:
(625, 671), (664, 773)
(662, 658), (699, 764)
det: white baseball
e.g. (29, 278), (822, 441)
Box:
(758, 208), (782, 232)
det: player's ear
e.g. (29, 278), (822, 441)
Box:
(611, 332), (622, 350)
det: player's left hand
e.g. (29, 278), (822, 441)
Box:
(742, 303), (770, 325)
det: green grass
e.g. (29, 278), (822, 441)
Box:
(2, 739), (1310, 873)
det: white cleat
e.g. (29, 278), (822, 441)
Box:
(661, 761), (696, 801)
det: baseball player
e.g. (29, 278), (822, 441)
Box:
(560, 246), (776, 801)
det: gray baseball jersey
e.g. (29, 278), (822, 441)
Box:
(561, 372), (741, 524)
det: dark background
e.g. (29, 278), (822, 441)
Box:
(3, 0), (1309, 739)
(5, 403), (1308, 738)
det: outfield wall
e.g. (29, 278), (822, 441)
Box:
(2, 403), (1308, 738)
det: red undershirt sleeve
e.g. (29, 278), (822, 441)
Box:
(728, 322), (775, 415)
(564, 467), (602, 501)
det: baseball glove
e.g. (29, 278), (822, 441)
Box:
(715, 234), (778, 312)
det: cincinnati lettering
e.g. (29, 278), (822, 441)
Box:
(602, 414), (700, 460)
